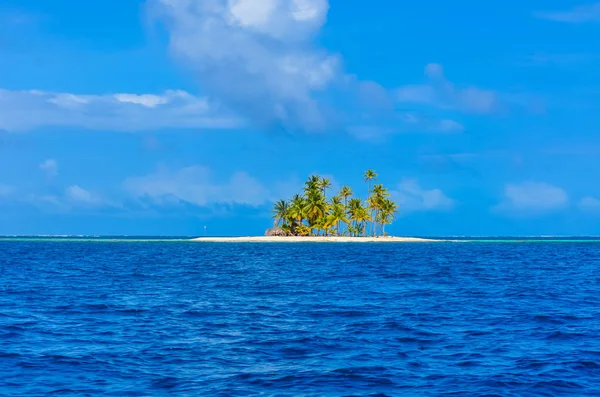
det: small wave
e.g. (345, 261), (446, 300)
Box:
(151, 377), (180, 390)
(545, 331), (588, 340)
(533, 380), (583, 390)
(47, 389), (81, 395)
(0, 352), (20, 358)
(566, 361), (600, 369)
(82, 303), (111, 311)
(116, 308), (149, 314)
(0, 331), (22, 339)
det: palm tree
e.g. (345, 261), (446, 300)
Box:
(314, 216), (328, 237)
(305, 190), (327, 235)
(330, 196), (342, 206)
(378, 198), (398, 236)
(288, 194), (306, 234)
(364, 169), (378, 235)
(369, 184), (389, 236)
(319, 177), (332, 202)
(338, 185), (353, 235)
(340, 185), (353, 205)
(330, 196), (343, 235)
(323, 215), (337, 236)
(347, 197), (363, 211)
(354, 206), (371, 237)
(304, 175), (321, 195)
(366, 195), (378, 236)
(329, 202), (349, 236)
(364, 169), (378, 195)
(271, 200), (289, 227)
(347, 197), (363, 236)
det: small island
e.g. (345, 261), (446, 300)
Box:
(190, 236), (439, 243)
(268, 170), (397, 238)
(192, 170), (441, 242)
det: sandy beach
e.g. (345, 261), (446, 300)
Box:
(190, 236), (441, 243)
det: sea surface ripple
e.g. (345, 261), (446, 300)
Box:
(1, 241), (600, 396)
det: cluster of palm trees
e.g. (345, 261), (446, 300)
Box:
(271, 170), (398, 237)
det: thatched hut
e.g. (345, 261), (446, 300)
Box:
(264, 228), (286, 237)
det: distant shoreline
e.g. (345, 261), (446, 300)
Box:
(189, 236), (442, 243)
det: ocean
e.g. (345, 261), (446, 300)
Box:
(1, 238), (600, 396)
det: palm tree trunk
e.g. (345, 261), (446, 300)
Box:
(367, 182), (371, 237)
(372, 210), (377, 237)
(343, 197), (347, 235)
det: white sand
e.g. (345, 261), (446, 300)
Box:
(190, 236), (441, 243)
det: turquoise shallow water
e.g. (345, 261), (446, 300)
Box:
(1, 238), (600, 396)
(2, 236), (600, 243)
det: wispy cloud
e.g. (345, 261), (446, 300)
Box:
(391, 179), (455, 212)
(522, 52), (600, 67)
(535, 3), (600, 23)
(4, 164), (303, 214)
(39, 159), (58, 177)
(348, 116), (464, 140)
(123, 165), (279, 208)
(402, 114), (465, 133)
(494, 181), (569, 214)
(28, 185), (112, 211)
(579, 197), (600, 213)
(65, 185), (104, 206)
(396, 63), (500, 114)
(0, 89), (240, 132)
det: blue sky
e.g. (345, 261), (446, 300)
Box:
(1, 0), (600, 236)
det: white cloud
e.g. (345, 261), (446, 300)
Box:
(579, 197), (600, 213)
(27, 185), (108, 211)
(65, 185), (102, 205)
(391, 179), (454, 212)
(39, 159), (58, 177)
(113, 94), (170, 108)
(495, 181), (569, 214)
(396, 63), (500, 114)
(123, 165), (275, 207)
(1, 1), (519, 137)
(437, 119), (465, 133)
(535, 3), (600, 23)
(348, 116), (464, 140)
(0, 89), (240, 132)
(148, 1), (472, 136)
(149, 0), (338, 132)
(400, 113), (465, 133)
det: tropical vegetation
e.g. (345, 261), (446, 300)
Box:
(271, 170), (398, 237)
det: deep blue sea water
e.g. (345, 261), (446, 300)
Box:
(1, 239), (600, 396)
